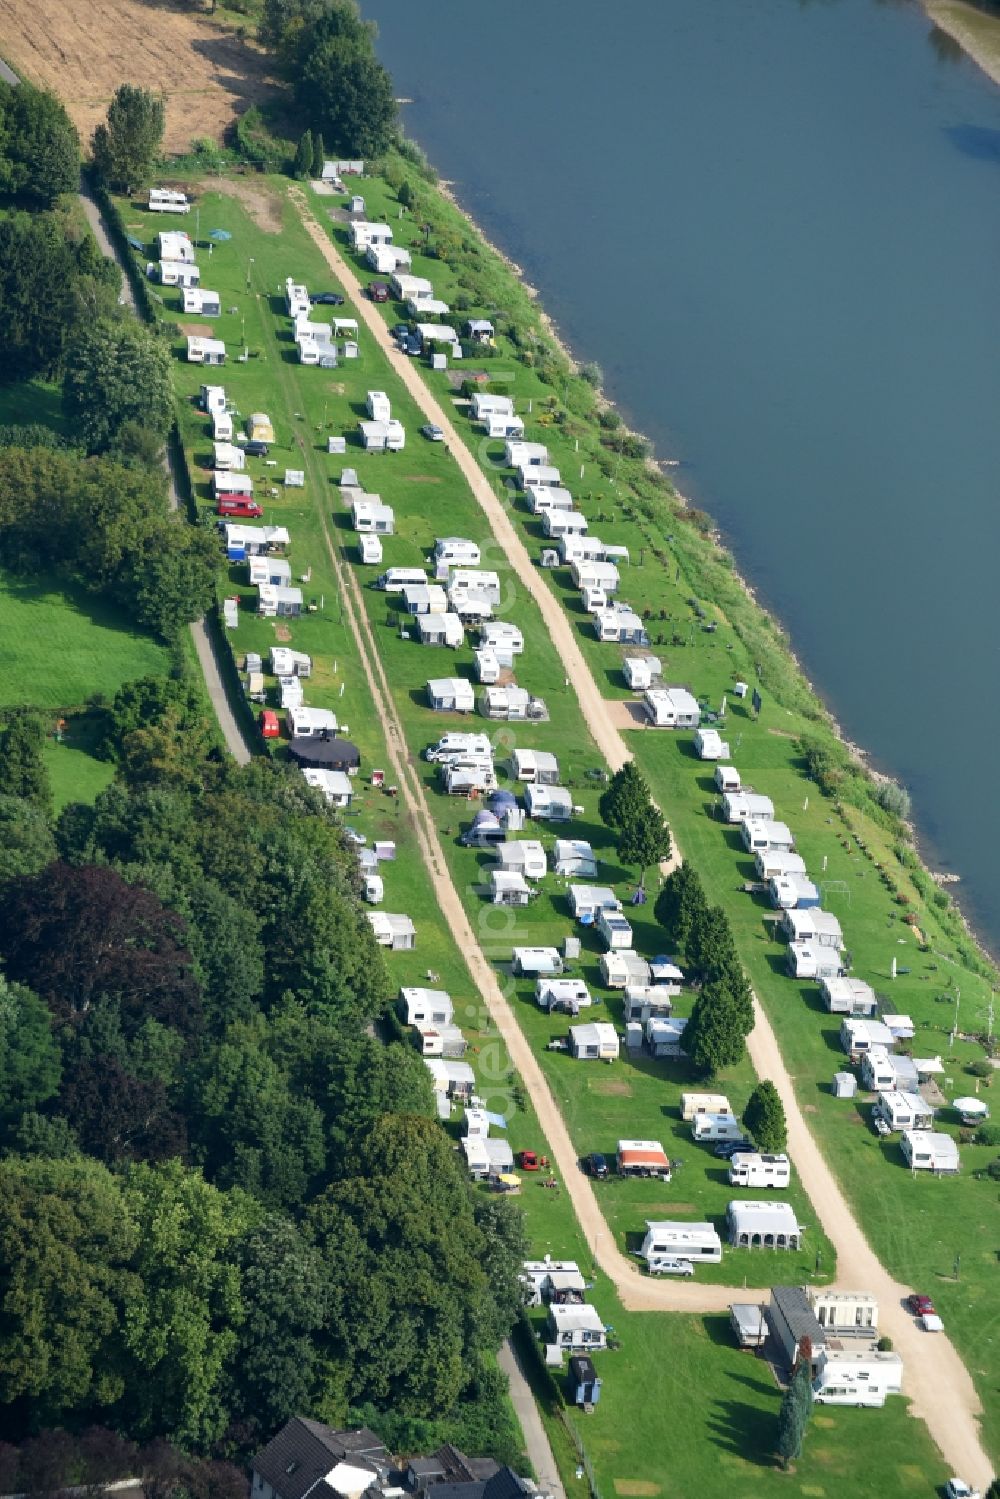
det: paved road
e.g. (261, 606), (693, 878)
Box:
(292, 187), (994, 1490)
(78, 187), (253, 766)
(498, 1342), (566, 1499)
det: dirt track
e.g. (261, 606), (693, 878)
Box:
(289, 186), (993, 1488)
(0, 0), (277, 151)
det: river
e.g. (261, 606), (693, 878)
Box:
(366, 0), (1000, 954)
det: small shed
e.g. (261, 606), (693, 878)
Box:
(427, 677), (475, 713)
(367, 911), (417, 951)
(569, 1023), (620, 1062)
(832, 1071), (857, 1099)
(567, 1355), (602, 1409)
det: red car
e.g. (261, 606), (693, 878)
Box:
(259, 709), (280, 739)
(907, 1293), (936, 1317)
(518, 1150), (540, 1172)
(217, 496), (263, 518)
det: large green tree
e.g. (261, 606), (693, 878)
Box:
(295, 38), (397, 158)
(683, 978), (749, 1077)
(743, 1081), (787, 1153)
(91, 86), (165, 194)
(654, 861), (708, 962)
(616, 802), (671, 883)
(119, 1161), (251, 1447)
(599, 760), (650, 832)
(0, 213), (80, 381)
(0, 978), (61, 1131)
(0, 81), (79, 205)
(63, 318), (173, 455)
(0, 713), (51, 809)
(0, 1156), (137, 1415)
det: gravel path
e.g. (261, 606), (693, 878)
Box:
(297, 188), (993, 1488)
(498, 1342), (566, 1499)
(79, 187), (253, 767)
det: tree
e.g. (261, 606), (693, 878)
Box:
(91, 85), (165, 194)
(124, 524), (219, 642)
(683, 979), (748, 1077)
(743, 1081), (787, 1153)
(0, 862), (202, 1039)
(0, 713), (51, 809)
(0, 213), (81, 381)
(0, 81), (79, 205)
(293, 129), (314, 179)
(616, 801), (671, 882)
(312, 132), (326, 176)
(60, 1056), (187, 1165)
(775, 1375), (807, 1470)
(295, 40), (397, 158)
(983, 1480), (1000, 1499)
(0, 977), (61, 1130)
(63, 319), (173, 455)
(599, 760), (650, 833)
(119, 1160), (250, 1447)
(654, 861), (708, 961)
(0, 793), (58, 877)
(225, 1216), (329, 1438)
(0, 1156), (137, 1414)
(686, 903), (738, 984)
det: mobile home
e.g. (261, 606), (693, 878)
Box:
(640, 1220), (722, 1265)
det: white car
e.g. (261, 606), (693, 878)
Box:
(945, 1480), (981, 1499)
(921, 1312), (945, 1333)
(647, 1256), (694, 1277)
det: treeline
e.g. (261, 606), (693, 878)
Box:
(0, 700), (526, 1462)
(0, 446), (216, 641)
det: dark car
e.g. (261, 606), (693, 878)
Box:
(244, 440), (269, 458)
(390, 323), (410, 342)
(713, 1137), (752, 1159)
(311, 291), (345, 305)
(907, 1293), (936, 1317)
(401, 334), (422, 356)
(586, 1152), (609, 1179)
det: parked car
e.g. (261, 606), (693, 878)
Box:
(421, 423), (444, 442)
(391, 323), (410, 342)
(244, 440), (269, 457)
(945, 1480), (981, 1499)
(586, 1152), (609, 1179)
(518, 1150), (540, 1171)
(647, 1256), (694, 1278)
(217, 497), (263, 518)
(311, 291), (345, 305)
(367, 282), (389, 303)
(907, 1293), (936, 1317)
(921, 1312), (944, 1333)
(713, 1137), (752, 1159)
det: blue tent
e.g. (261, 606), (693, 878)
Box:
(208, 229), (232, 242)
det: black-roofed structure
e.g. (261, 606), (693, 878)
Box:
(287, 736), (361, 772)
(252, 1418), (389, 1499)
(767, 1284), (826, 1371)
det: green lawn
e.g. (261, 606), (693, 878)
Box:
(0, 378), (67, 435)
(42, 715), (116, 811)
(131, 179), (959, 1493)
(0, 571), (167, 710)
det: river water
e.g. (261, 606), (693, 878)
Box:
(367, 0), (1000, 952)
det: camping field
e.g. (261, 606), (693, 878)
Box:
(122, 178), (961, 1496)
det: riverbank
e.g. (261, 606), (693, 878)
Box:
(925, 0), (1000, 85)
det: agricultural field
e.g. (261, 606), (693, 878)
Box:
(124, 180), (958, 1495)
(0, 0), (277, 151)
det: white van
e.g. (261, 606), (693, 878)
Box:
(376, 567), (428, 593)
(434, 538), (481, 568)
(426, 732), (493, 764)
(727, 1152), (791, 1189)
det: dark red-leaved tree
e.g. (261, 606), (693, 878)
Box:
(60, 1057), (188, 1165)
(0, 862), (202, 1037)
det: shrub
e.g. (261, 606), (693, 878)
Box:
(580, 360), (603, 388)
(968, 1059), (993, 1080)
(974, 1123), (1000, 1147)
(876, 1335), (893, 1352)
(875, 778), (912, 820)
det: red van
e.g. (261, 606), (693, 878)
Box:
(217, 496), (263, 518)
(368, 281), (389, 303)
(259, 709), (280, 739)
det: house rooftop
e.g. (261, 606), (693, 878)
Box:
(770, 1284), (825, 1348)
(252, 1417), (389, 1499)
